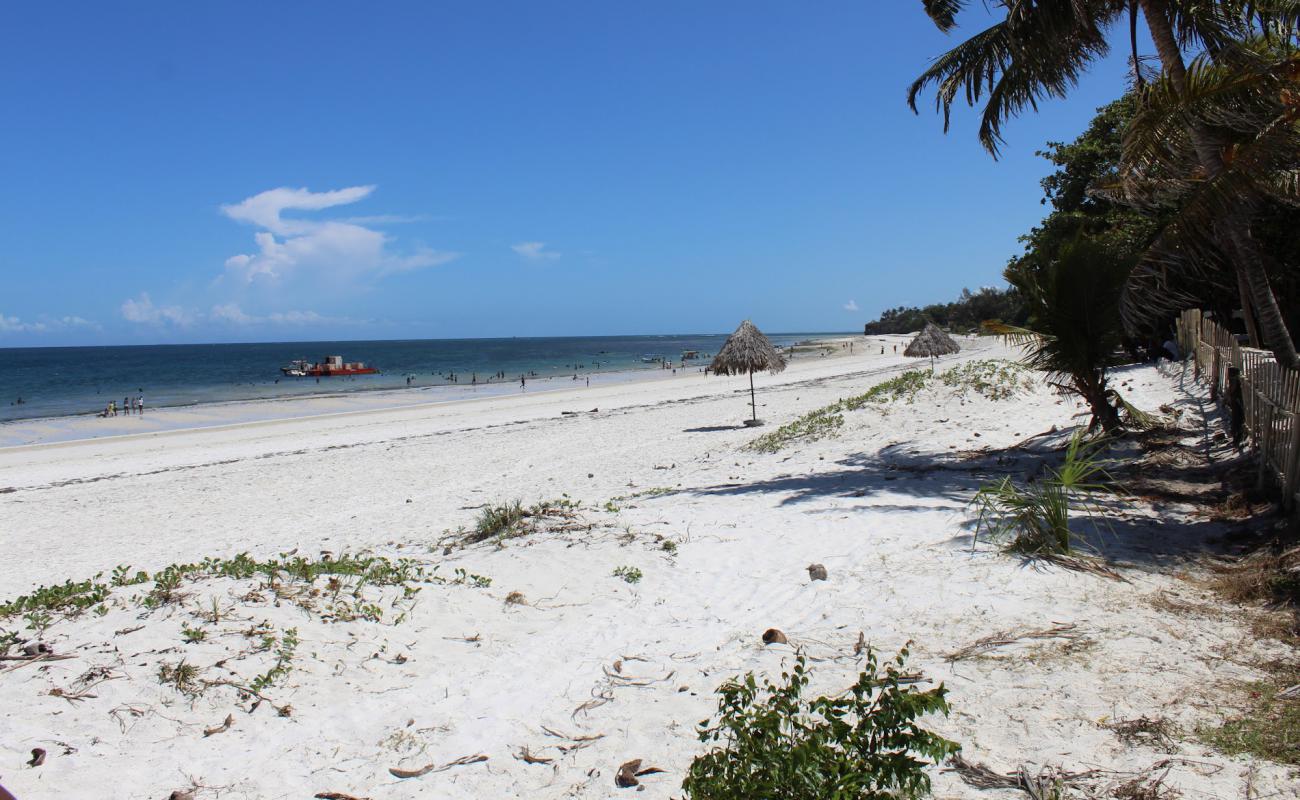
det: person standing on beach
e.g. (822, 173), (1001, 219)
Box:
(520, 375), (526, 390)
(138, 394), (144, 415)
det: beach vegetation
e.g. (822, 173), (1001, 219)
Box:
(158, 660), (202, 697)
(1199, 661), (1300, 765)
(938, 359), (1034, 401)
(612, 565), (643, 584)
(452, 568), (493, 588)
(181, 623), (207, 643)
(468, 498), (581, 542)
(111, 564), (151, 587)
(0, 576), (111, 619)
(661, 540), (678, 554)
(749, 370), (932, 453)
(971, 432), (1112, 556)
(682, 645), (958, 799)
(250, 627), (300, 693)
(473, 500), (527, 540)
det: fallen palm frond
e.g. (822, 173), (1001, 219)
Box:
(944, 623), (1084, 663)
(1104, 716), (1179, 750)
(388, 753), (488, 779)
(1039, 552), (1130, 582)
(946, 754), (1109, 797)
(513, 746), (553, 765)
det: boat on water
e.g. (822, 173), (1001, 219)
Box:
(280, 355), (378, 377)
(641, 354), (664, 363)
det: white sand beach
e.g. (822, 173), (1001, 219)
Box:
(0, 338), (1292, 799)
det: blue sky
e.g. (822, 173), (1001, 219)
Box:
(0, 2), (1134, 346)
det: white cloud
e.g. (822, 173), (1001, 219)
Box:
(121, 293), (195, 326)
(843, 300), (859, 312)
(511, 241), (560, 261)
(220, 186), (457, 286)
(0, 312), (98, 335)
(0, 312), (46, 333)
(209, 304), (339, 327)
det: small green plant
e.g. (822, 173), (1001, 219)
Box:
(250, 627), (300, 693)
(23, 610), (53, 635)
(0, 628), (19, 656)
(971, 432), (1111, 555)
(661, 540), (679, 554)
(603, 498), (624, 513)
(158, 659), (202, 696)
(453, 568), (492, 588)
(473, 500), (527, 541)
(111, 564), (151, 587)
(181, 623), (207, 643)
(613, 566), (643, 584)
(682, 645), (959, 799)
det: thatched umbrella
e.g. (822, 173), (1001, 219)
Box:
(709, 320), (787, 425)
(904, 322), (960, 367)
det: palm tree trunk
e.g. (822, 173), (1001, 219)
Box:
(1139, 0), (1300, 368)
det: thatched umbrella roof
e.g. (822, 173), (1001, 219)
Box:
(710, 320), (786, 425)
(710, 320), (787, 376)
(903, 322), (960, 359)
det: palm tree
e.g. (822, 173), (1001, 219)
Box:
(908, 0), (1300, 368)
(993, 236), (1133, 433)
(1115, 40), (1300, 335)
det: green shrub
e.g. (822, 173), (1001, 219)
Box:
(612, 565), (643, 584)
(971, 432), (1111, 555)
(682, 645), (958, 799)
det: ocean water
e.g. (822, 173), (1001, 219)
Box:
(0, 333), (844, 422)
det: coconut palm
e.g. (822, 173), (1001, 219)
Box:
(908, 0), (1300, 368)
(992, 235), (1134, 433)
(1115, 41), (1300, 333)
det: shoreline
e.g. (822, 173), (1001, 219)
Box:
(0, 334), (870, 449)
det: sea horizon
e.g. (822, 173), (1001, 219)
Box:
(0, 329), (858, 423)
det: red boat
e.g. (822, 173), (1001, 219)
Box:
(281, 355), (378, 377)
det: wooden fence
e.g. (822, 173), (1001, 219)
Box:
(1176, 308), (1300, 510)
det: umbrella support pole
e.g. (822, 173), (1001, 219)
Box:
(750, 371), (757, 422)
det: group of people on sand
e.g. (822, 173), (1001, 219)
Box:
(103, 394), (144, 418)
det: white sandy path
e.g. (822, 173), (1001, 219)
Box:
(0, 340), (1293, 799)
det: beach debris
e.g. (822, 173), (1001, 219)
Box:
(388, 753), (488, 779)
(945, 754), (1106, 795)
(28, 747), (46, 767)
(513, 745), (554, 765)
(541, 726), (606, 753)
(762, 628), (788, 645)
(504, 591), (528, 606)
(203, 713), (235, 737)
(944, 623), (1083, 663)
(854, 631), (867, 656)
(1102, 716), (1179, 750)
(22, 641), (52, 657)
(314, 793), (371, 800)
(615, 758), (667, 788)
(806, 563), (828, 581)
(1278, 683), (1300, 700)
(165, 791), (194, 800)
